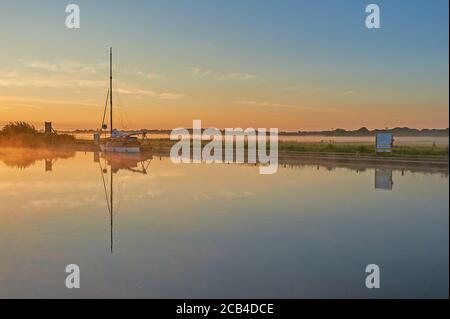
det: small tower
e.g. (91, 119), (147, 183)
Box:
(44, 122), (52, 135)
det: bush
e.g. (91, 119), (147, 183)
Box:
(1, 121), (37, 136)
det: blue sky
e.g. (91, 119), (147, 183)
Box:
(0, 0), (448, 130)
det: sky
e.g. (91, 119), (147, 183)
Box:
(0, 0), (448, 131)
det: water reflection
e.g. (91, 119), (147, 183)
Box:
(99, 151), (153, 175)
(96, 152), (154, 253)
(1, 148), (447, 180)
(7, 148), (442, 259)
(0, 148), (448, 298)
(0, 147), (75, 170)
(375, 169), (394, 190)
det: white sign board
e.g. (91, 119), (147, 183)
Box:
(376, 133), (393, 152)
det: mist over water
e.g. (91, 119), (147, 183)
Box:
(71, 133), (449, 146)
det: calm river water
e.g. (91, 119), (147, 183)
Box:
(0, 149), (448, 298)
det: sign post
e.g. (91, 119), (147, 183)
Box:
(375, 133), (394, 153)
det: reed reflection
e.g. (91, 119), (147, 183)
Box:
(0, 147), (75, 170)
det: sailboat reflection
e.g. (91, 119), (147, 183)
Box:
(96, 151), (153, 253)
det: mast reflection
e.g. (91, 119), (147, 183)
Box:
(97, 152), (153, 253)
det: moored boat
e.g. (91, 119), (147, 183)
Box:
(100, 137), (141, 153)
(98, 48), (145, 153)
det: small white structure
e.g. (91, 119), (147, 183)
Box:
(93, 132), (100, 144)
(375, 133), (394, 153)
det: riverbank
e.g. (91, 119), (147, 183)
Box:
(140, 138), (450, 157)
(1, 137), (447, 171)
(2, 137), (448, 157)
(1, 146), (448, 174)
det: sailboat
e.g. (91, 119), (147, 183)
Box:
(99, 48), (142, 154)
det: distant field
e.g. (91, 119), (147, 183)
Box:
(71, 132), (170, 141)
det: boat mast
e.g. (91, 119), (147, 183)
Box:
(110, 47), (113, 138)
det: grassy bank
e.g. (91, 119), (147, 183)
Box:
(141, 139), (449, 157)
(1, 122), (448, 158)
(2, 136), (448, 158)
(0, 133), (77, 148)
(278, 141), (449, 157)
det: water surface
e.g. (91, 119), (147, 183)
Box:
(0, 149), (448, 298)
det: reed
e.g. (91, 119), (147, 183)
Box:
(0, 121), (76, 148)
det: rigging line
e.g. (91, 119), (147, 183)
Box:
(98, 161), (111, 215)
(115, 167), (131, 216)
(144, 159), (152, 171)
(103, 159), (111, 195)
(114, 82), (130, 129)
(116, 98), (126, 129)
(101, 88), (110, 129)
(111, 83), (123, 129)
(141, 159), (152, 172)
(115, 173), (126, 215)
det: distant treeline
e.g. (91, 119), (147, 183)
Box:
(70, 127), (449, 137)
(287, 127), (449, 137)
